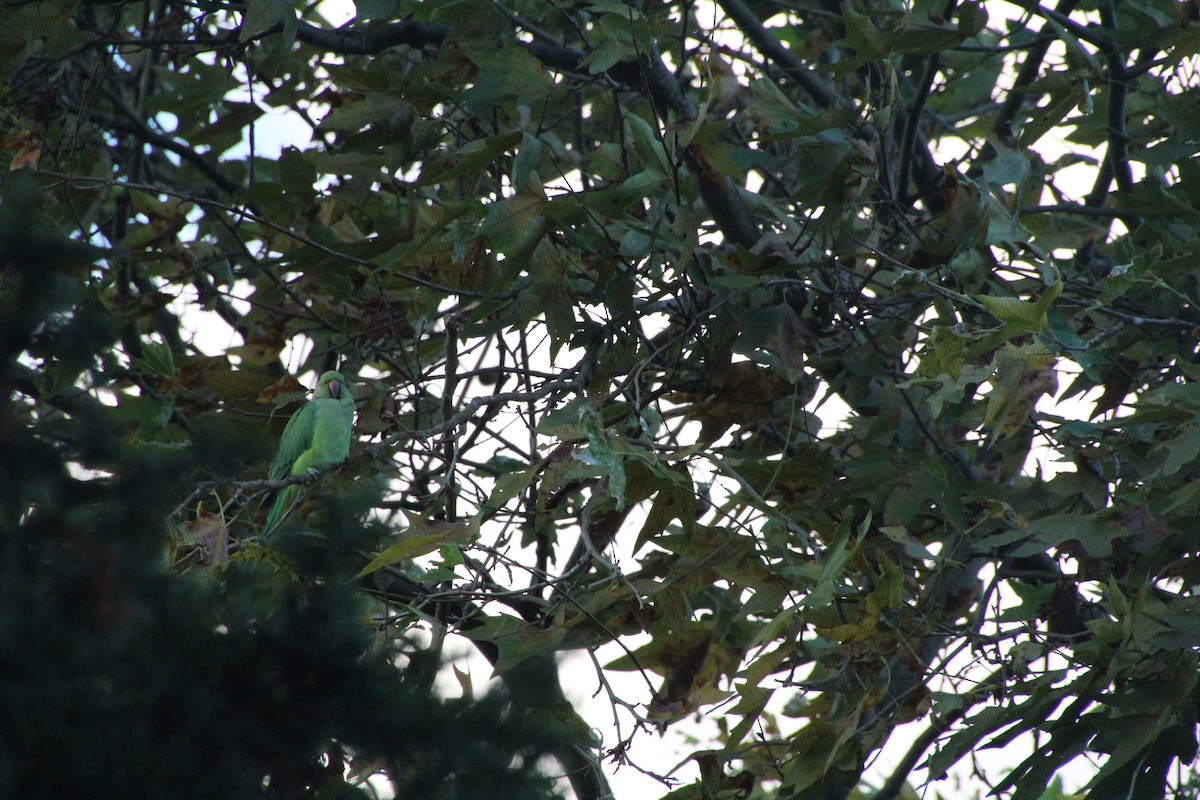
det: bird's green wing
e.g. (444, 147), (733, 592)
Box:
(268, 401), (318, 481)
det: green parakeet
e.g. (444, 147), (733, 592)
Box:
(262, 370), (355, 535)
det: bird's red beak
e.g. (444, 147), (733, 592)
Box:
(328, 380), (341, 398)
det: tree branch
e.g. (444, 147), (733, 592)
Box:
(715, 0), (846, 111)
(93, 87), (240, 193)
(870, 668), (1004, 800)
(994, 0), (1082, 132)
(292, 17), (450, 54)
(896, 0), (956, 203)
(635, 45), (762, 248)
(1020, 202), (1126, 219)
(1097, 0), (1134, 196)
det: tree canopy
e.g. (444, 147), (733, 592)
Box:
(3, 0), (1200, 797)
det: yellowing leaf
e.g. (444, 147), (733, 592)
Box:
(983, 343), (1058, 437)
(179, 509), (228, 568)
(9, 140), (40, 170)
(358, 513), (479, 576)
(974, 268), (1063, 350)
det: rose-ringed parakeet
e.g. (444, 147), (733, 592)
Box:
(262, 370), (355, 535)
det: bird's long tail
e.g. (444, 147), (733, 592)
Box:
(262, 484), (300, 536)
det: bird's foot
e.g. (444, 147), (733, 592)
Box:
(302, 467), (321, 484)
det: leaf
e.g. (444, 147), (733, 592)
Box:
(670, 361), (804, 441)
(983, 343), (1058, 438)
(624, 113), (671, 176)
(596, 8), (652, 50)
(536, 398), (590, 439)
(916, 325), (969, 379)
(756, 107), (859, 141)
(635, 465), (697, 552)
(358, 514), (479, 576)
(417, 130), (522, 186)
(614, 168), (669, 205)
(976, 294), (1041, 330)
(879, 526), (939, 562)
(1020, 513), (1125, 559)
(0, 25), (30, 82)
(575, 407), (626, 509)
(479, 463), (537, 516)
(780, 718), (863, 794)
(139, 341), (176, 379)
(837, 6), (903, 67)
(804, 514), (861, 610)
(113, 393), (173, 436)
(1156, 422), (1200, 477)
(1097, 246), (1160, 305)
(511, 132), (542, 192)
(579, 38), (634, 74)
(1040, 12), (1103, 77)
(1020, 78), (1086, 147)
(239, 0), (286, 42)
(461, 614), (567, 675)
(478, 187), (547, 256)
(981, 130), (1030, 188)
(974, 268), (1063, 347)
(178, 510), (229, 568)
(9, 138), (40, 170)
(354, 0), (396, 20)
(460, 39), (551, 105)
(918, 168), (987, 260)
(1088, 356), (1138, 419)
(957, 1), (988, 36)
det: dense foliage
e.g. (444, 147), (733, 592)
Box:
(3, 0), (1200, 797)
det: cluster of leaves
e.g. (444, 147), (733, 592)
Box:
(3, 0), (1200, 797)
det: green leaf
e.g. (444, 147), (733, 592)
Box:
(417, 130), (523, 186)
(575, 407), (626, 509)
(460, 40), (552, 105)
(635, 465), (697, 552)
(803, 514), (860, 610)
(239, 0), (286, 42)
(957, 1), (988, 36)
(358, 515), (479, 576)
(0, 25), (30, 82)
(1097, 246), (1161, 305)
(511, 132), (542, 192)
(1156, 422), (1200, 477)
(112, 393), (173, 436)
(916, 325), (969, 379)
(879, 526), (939, 561)
(479, 189), (547, 256)
(354, 0), (396, 20)
(974, 269), (1063, 348)
(624, 113), (671, 176)
(140, 341), (175, 379)
(597, 9), (652, 50)
(977, 294), (1042, 330)
(462, 615), (567, 675)
(1020, 513), (1125, 559)
(536, 398), (590, 439)
(837, 6), (903, 66)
